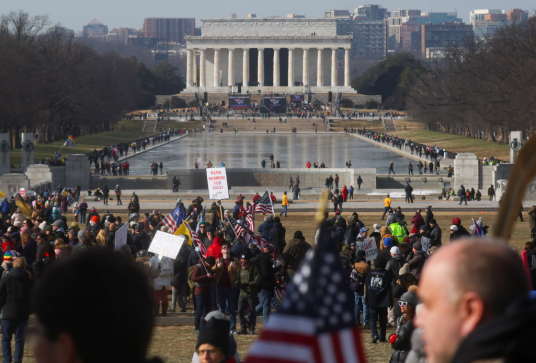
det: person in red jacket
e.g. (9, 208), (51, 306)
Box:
(306, 161), (311, 168)
(1, 234), (15, 253)
(206, 233), (224, 260)
(252, 193), (261, 205)
(270, 192), (276, 203)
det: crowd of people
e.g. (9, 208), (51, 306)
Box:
(0, 186), (533, 363)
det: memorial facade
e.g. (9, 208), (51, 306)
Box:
(182, 17), (355, 95)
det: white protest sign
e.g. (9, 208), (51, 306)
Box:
(148, 231), (185, 259)
(114, 222), (129, 251)
(421, 236), (431, 253)
(20, 188), (25, 197)
(206, 167), (229, 200)
(357, 237), (379, 261)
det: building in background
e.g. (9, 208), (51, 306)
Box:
(422, 22), (473, 59)
(111, 28), (143, 42)
(356, 4), (389, 21)
(337, 18), (387, 58)
(287, 14), (306, 19)
(57, 27), (74, 37)
(143, 18), (195, 44)
(507, 9), (529, 21)
(82, 19), (108, 38)
(400, 19), (422, 54)
(324, 10), (350, 18)
(385, 9), (421, 44)
(470, 9), (507, 38)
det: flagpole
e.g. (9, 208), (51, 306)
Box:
(267, 189), (275, 217)
(184, 221), (210, 274)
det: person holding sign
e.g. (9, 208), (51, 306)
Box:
(150, 255), (173, 317)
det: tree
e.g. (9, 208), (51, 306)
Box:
(351, 53), (425, 105)
(153, 61), (185, 95)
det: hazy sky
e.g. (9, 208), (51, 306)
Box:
(3, 0), (534, 32)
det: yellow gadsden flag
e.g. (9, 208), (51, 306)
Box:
(174, 222), (192, 246)
(0, 190), (4, 198)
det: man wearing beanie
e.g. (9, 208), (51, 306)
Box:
(192, 311), (240, 363)
(195, 318), (231, 363)
(407, 242), (427, 282)
(268, 216), (286, 257)
(429, 219), (442, 246)
(281, 231), (311, 279)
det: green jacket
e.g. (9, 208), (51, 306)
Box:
(237, 265), (261, 298)
(389, 222), (407, 244)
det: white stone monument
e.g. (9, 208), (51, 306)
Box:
(21, 133), (35, 172)
(509, 131), (523, 163)
(0, 133), (10, 176)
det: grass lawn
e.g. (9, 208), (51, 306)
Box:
(331, 118), (511, 161)
(10, 120), (198, 167)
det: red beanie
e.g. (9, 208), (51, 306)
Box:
(91, 216), (99, 223)
(410, 228), (418, 234)
(452, 217), (461, 225)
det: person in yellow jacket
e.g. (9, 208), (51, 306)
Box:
(382, 194), (391, 220)
(280, 191), (289, 217)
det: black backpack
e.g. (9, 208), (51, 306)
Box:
(350, 269), (366, 291)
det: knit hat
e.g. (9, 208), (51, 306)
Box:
(196, 318), (231, 359)
(20, 227), (29, 235)
(77, 230), (86, 239)
(383, 237), (393, 247)
(410, 228), (419, 235)
(3, 251), (12, 261)
(91, 216), (99, 223)
(450, 225), (458, 231)
(390, 247), (401, 255)
(420, 225), (429, 232)
(206, 226), (215, 233)
(293, 231), (304, 240)
(399, 263), (410, 275)
(452, 217), (461, 225)
(413, 242), (422, 251)
(273, 216), (281, 223)
(53, 220), (64, 227)
(373, 224), (381, 232)
(400, 291), (419, 307)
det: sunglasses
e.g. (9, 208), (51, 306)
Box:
(398, 301), (408, 307)
(221, 246), (228, 250)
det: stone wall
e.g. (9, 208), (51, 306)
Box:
(167, 168), (376, 190)
(377, 175), (452, 190)
(25, 165), (66, 190)
(89, 176), (168, 190)
(66, 154), (91, 189)
(453, 153), (480, 190)
(0, 174), (30, 197)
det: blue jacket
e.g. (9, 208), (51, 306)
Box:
(0, 201), (10, 213)
(258, 221), (274, 240)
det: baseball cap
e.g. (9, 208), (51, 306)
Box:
(359, 227), (369, 233)
(450, 225), (458, 231)
(390, 247), (401, 255)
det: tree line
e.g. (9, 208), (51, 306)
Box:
(352, 17), (536, 144)
(0, 11), (185, 148)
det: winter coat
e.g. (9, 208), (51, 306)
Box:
(429, 225), (442, 246)
(137, 256), (161, 288)
(528, 206), (536, 231)
(390, 317), (415, 363)
(191, 263), (214, 295)
(19, 239), (37, 266)
(172, 249), (190, 287)
(282, 238), (312, 275)
(11, 211), (25, 227)
(385, 255), (407, 281)
(0, 268), (34, 320)
(410, 214), (424, 230)
(407, 251), (427, 281)
(257, 221), (274, 240)
(151, 256), (173, 290)
(424, 211), (434, 226)
(268, 223), (287, 253)
(213, 256), (240, 288)
(237, 264), (261, 298)
(251, 253), (275, 292)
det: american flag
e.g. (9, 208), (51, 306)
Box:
(246, 213), (255, 231)
(254, 191), (274, 215)
(162, 206), (186, 233)
(186, 222), (207, 257)
(230, 218), (267, 249)
(244, 225), (366, 363)
(472, 218), (486, 237)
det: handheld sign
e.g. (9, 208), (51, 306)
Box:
(357, 237), (379, 261)
(206, 167), (229, 200)
(421, 236), (431, 253)
(148, 231), (185, 259)
(20, 188), (25, 197)
(114, 222), (129, 251)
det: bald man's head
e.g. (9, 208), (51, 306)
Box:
(416, 240), (529, 363)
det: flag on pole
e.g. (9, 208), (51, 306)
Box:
(162, 205), (186, 233)
(65, 135), (76, 147)
(243, 225), (367, 363)
(230, 218), (267, 249)
(472, 218), (486, 237)
(174, 221), (207, 257)
(245, 213), (255, 232)
(254, 191), (274, 215)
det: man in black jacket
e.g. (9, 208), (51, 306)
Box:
(424, 206), (433, 225)
(251, 245), (275, 324)
(268, 217), (286, 258)
(405, 183), (413, 203)
(169, 244), (190, 313)
(365, 258), (394, 344)
(0, 257), (34, 363)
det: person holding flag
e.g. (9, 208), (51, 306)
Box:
(254, 191), (274, 215)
